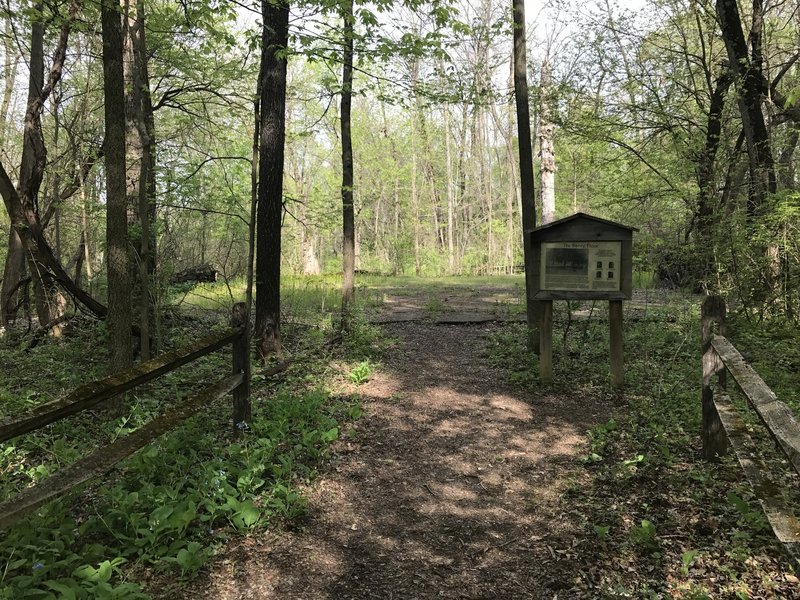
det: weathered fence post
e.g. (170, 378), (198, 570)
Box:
(231, 302), (251, 435)
(701, 295), (727, 460)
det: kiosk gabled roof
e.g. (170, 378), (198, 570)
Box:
(529, 212), (639, 235)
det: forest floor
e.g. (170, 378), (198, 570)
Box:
(160, 279), (798, 599)
(2, 278), (797, 599)
(171, 284), (614, 599)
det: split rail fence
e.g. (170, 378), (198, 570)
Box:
(701, 296), (800, 567)
(0, 302), (251, 530)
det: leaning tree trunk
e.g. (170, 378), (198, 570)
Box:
(1, 3), (45, 325)
(1, 1), (83, 326)
(512, 0), (539, 351)
(255, 0), (290, 359)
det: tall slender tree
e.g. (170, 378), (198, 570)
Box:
(123, 0), (156, 359)
(512, 0), (538, 350)
(340, 0), (355, 320)
(255, 0), (290, 358)
(102, 0), (132, 371)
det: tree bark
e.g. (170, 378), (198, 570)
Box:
(693, 71), (732, 241)
(2, 2), (45, 325)
(102, 0), (133, 372)
(512, 0), (539, 350)
(340, 0), (355, 316)
(715, 0), (776, 215)
(0, 17), (18, 149)
(687, 70), (734, 291)
(255, 0), (290, 359)
(246, 61), (263, 317)
(123, 0), (156, 360)
(444, 101), (456, 274)
(0, 231), (25, 324)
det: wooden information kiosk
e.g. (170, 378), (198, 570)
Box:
(528, 213), (637, 388)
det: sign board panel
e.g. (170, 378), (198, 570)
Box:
(540, 241), (622, 292)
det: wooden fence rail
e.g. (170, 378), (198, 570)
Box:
(701, 296), (800, 567)
(0, 302), (251, 529)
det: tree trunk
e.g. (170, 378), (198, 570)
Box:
(102, 0), (133, 372)
(715, 0), (776, 215)
(0, 17), (18, 147)
(512, 0), (539, 350)
(340, 0), (355, 316)
(2, 3), (46, 325)
(2, 2), (77, 327)
(123, 0), (156, 360)
(692, 71), (732, 270)
(444, 101), (456, 274)
(0, 2), (106, 326)
(81, 182), (93, 293)
(479, 107), (493, 269)
(0, 231), (25, 324)
(490, 62), (519, 274)
(246, 61), (263, 316)
(255, 0), (290, 359)
(302, 233), (320, 275)
(777, 129), (798, 189)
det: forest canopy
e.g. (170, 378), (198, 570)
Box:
(0, 0), (798, 343)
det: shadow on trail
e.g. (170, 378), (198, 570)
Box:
(248, 321), (615, 599)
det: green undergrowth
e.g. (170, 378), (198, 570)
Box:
(171, 275), (384, 321)
(0, 299), (381, 598)
(726, 314), (800, 415)
(486, 295), (798, 598)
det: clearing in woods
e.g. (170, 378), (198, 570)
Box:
(177, 280), (615, 598)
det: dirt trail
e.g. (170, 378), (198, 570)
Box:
(178, 290), (613, 599)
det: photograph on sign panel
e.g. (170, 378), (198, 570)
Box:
(545, 247), (588, 275)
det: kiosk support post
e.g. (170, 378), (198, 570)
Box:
(539, 300), (553, 383)
(609, 300), (624, 388)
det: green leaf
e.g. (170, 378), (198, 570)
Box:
(44, 580), (78, 599)
(681, 549), (699, 572)
(322, 427), (339, 442)
(237, 501), (260, 528)
(96, 560), (112, 583)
